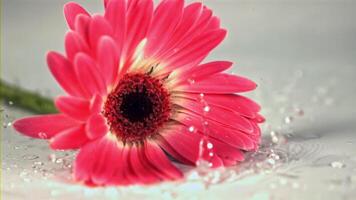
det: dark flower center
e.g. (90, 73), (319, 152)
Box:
(120, 90), (153, 122)
(103, 73), (171, 143)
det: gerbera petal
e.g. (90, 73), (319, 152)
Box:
(209, 138), (245, 162)
(63, 2), (90, 30)
(175, 98), (254, 133)
(175, 112), (256, 150)
(129, 145), (160, 184)
(13, 114), (79, 139)
(55, 96), (91, 121)
(50, 125), (89, 150)
(73, 140), (97, 183)
(97, 36), (120, 86)
(166, 29), (226, 71)
(144, 140), (183, 180)
(159, 125), (201, 164)
(91, 138), (124, 186)
(85, 113), (108, 140)
(175, 73), (257, 94)
(177, 61), (233, 84)
(157, 5), (213, 61)
(156, 137), (194, 165)
(253, 113), (266, 123)
(206, 16), (221, 30)
(74, 53), (107, 96)
(222, 158), (237, 167)
(119, 146), (137, 185)
(159, 125), (232, 168)
(89, 15), (113, 51)
(74, 136), (125, 186)
(47, 51), (88, 98)
(104, 0), (110, 8)
(74, 14), (91, 42)
(90, 94), (104, 114)
(145, 0), (184, 57)
(180, 94), (261, 113)
(123, 0), (153, 61)
(176, 93), (256, 118)
(65, 31), (90, 62)
(136, 147), (167, 181)
(104, 0), (126, 51)
(151, 2), (202, 59)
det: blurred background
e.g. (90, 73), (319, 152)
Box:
(2, 0), (356, 199)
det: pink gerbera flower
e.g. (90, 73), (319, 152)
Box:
(13, 0), (264, 186)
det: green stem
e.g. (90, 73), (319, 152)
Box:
(0, 79), (57, 114)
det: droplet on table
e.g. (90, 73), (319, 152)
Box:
(284, 116), (293, 124)
(330, 161), (345, 169)
(22, 154), (39, 160)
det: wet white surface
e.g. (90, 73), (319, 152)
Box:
(2, 0), (356, 199)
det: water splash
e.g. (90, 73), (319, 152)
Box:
(196, 93), (214, 169)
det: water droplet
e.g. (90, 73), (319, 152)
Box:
(203, 106), (210, 112)
(3, 122), (12, 128)
(269, 153), (280, 160)
(48, 154), (57, 163)
(267, 158), (276, 165)
(270, 131), (277, 137)
(55, 158), (64, 164)
(8, 101), (13, 105)
(20, 170), (31, 182)
(207, 142), (213, 149)
(294, 108), (304, 116)
(330, 161), (345, 169)
(33, 161), (44, 166)
(187, 79), (195, 85)
(270, 131), (280, 144)
(38, 132), (48, 139)
(284, 116), (293, 124)
(272, 136), (279, 144)
(196, 160), (212, 175)
(188, 126), (196, 133)
(197, 138), (215, 170)
(22, 154), (39, 160)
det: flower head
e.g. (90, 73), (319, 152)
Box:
(13, 0), (264, 186)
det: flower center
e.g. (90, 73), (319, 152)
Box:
(103, 73), (171, 143)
